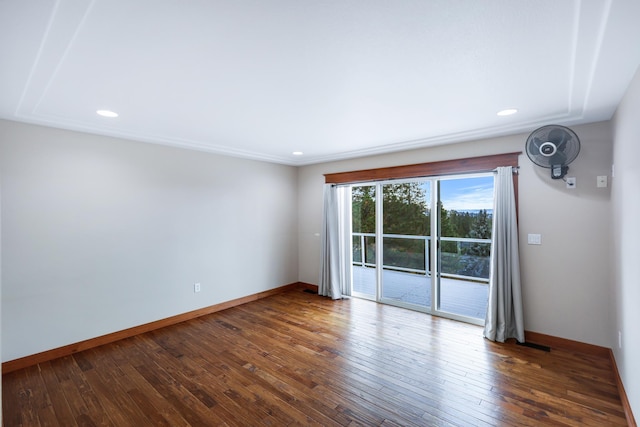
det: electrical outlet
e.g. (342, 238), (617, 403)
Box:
(565, 177), (576, 189)
(194, 282), (201, 293)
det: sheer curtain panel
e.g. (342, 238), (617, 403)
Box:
(484, 166), (525, 342)
(319, 185), (352, 299)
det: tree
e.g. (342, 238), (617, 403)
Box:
(467, 209), (492, 257)
(449, 210), (473, 237)
(352, 186), (375, 233)
(382, 183), (429, 236)
(353, 183), (431, 235)
(439, 204), (458, 253)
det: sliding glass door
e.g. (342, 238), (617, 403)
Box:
(351, 174), (493, 325)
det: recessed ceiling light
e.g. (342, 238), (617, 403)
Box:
(497, 108), (518, 116)
(96, 109), (119, 118)
(292, 151), (303, 156)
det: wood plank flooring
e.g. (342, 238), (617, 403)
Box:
(2, 288), (628, 426)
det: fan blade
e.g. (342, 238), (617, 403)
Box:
(551, 128), (574, 151)
(549, 150), (567, 165)
(528, 138), (542, 156)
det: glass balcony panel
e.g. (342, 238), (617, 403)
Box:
(382, 237), (426, 272)
(352, 235), (362, 264)
(364, 236), (376, 266)
(440, 241), (491, 280)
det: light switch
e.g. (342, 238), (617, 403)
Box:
(527, 234), (541, 245)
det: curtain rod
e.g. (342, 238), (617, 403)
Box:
(493, 166), (520, 174)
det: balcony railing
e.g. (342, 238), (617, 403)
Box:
(352, 232), (491, 283)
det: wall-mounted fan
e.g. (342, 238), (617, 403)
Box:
(525, 125), (580, 179)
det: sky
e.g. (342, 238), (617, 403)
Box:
(426, 176), (494, 211)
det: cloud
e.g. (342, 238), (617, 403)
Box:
(441, 181), (494, 211)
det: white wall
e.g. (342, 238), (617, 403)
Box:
(0, 120), (299, 362)
(299, 121), (613, 347)
(611, 66), (640, 417)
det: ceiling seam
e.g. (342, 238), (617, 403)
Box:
(580, 0), (613, 115)
(567, 0), (581, 115)
(31, 0), (97, 116)
(14, 0), (61, 116)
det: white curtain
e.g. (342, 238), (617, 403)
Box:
(319, 184), (352, 299)
(484, 166), (525, 343)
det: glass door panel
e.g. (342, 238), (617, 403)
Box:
(351, 185), (376, 299)
(436, 176), (493, 320)
(381, 182), (431, 308)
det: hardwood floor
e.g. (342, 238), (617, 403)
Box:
(3, 288), (628, 426)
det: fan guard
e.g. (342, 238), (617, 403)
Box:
(525, 125), (580, 179)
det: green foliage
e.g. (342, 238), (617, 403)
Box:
(468, 209), (492, 239)
(383, 237), (427, 270)
(352, 186), (376, 233)
(466, 209), (492, 257)
(382, 183), (430, 262)
(382, 183), (430, 236)
(439, 204), (457, 253)
(448, 210), (474, 237)
(353, 183), (432, 236)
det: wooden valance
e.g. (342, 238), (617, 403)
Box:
(324, 152), (521, 184)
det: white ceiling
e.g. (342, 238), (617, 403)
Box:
(2, 1), (639, 165)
